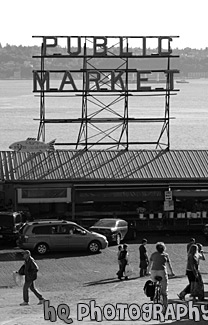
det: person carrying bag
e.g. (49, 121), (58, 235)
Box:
(19, 250), (45, 306)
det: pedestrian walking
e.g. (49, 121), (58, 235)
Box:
(117, 243), (129, 280)
(139, 238), (149, 277)
(147, 242), (175, 311)
(18, 250), (45, 306)
(178, 244), (204, 301)
(187, 238), (195, 253)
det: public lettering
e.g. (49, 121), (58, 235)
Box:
(37, 35), (177, 57)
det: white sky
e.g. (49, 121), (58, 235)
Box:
(1, 0), (207, 49)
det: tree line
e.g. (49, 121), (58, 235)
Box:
(0, 43), (208, 79)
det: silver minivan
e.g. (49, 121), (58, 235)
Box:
(17, 220), (108, 254)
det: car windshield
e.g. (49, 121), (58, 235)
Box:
(93, 220), (116, 227)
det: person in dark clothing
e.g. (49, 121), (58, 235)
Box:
(117, 244), (129, 280)
(19, 250), (45, 306)
(139, 238), (149, 277)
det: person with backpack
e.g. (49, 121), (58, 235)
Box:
(19, 250), (45, 306)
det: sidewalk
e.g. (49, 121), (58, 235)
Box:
(1, 247), (208, 325)
(1, 273), (208, 324)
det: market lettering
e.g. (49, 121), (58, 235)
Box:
(33, 70), (178, 92)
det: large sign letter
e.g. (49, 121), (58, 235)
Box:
(93, 37), (107, 56)
(111, 71), (125, 91)
(158, 37), (172, 55)
(120, 37), (132, 56)
(33, 71), (50, 92)
(59, 71), (78, 91)
(67, 37), (81, 55)
(136, 71), (151, 91)
(42, 37), (57, 56)
(86, 71), (101, 91)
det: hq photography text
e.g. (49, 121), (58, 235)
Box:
(43, 300), (208, 323)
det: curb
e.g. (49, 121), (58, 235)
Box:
(0, 248), (24, 261)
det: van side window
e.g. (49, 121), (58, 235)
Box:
(72, 226), (86, 235)
(32, 226), (52, 234)
(57, 225), (70, 234)
(68, 226), (74, 234)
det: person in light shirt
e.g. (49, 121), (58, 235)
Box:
(147, 242), (175, 310)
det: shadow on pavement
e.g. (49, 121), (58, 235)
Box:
(83, 275), (141, 286)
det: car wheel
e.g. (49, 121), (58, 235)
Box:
(88, 241), (100, 254)
(116, 234), (121, 245)
(35, 243), (48, 255)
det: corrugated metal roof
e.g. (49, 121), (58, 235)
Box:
(1, 150), (208, 181)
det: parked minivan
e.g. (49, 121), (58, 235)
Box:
(0, 211), (24, 243)
(17, 219), (108, 254)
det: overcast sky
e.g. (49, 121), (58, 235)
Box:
(1, 0), (207, 49)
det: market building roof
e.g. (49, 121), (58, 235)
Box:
(1, 149), (208, 183)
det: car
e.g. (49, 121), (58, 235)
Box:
(89, 218), (128, 245)
(0, 211), (24, 243)
(17, 219), (108, 255)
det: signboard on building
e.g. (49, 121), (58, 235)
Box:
(164, 200), (174, 211)
(75, 189), (164, 203)
(165, 190), (173, 201)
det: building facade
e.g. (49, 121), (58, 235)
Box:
(1, 149), (208, 233)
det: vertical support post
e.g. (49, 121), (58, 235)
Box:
(37, 43), (46, 142)
(166, 56), (170, 151)
(71, 186), (75, 220)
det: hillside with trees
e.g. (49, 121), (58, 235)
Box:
(0, 43), (208, 79)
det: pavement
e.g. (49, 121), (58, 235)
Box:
(0, 246), (208, 325)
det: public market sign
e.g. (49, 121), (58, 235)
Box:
(33, 36), (179, 93)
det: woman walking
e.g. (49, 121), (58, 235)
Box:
(147, 242), (175, 311)
(178, 244), (204, 301)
